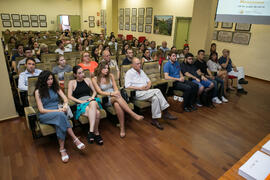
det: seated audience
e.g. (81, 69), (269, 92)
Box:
(125, 57), (177, 130)
(68, 66), (103, 145)
(87, 35), (94, 45)
(55, 40), (72, 55)
(122, 43), (130, 55)
(101, 50), (120, 79)
(91, 46), (100, 63)
(141, 49), (154, 63)
(143, 39), (150, 48)
(210, 43), (217, 56)
(82, 39), (90, 51)
(132, 39), (139, 48)
(179, 45), (189, 59)
(17, 47), (40, 69)
(218, 49), (248, 94)
(122, 48), (134, 65)
(138, 43), (145, 54)
(159, 41), (169, 53)
(11, 44), (24, 73)
(108, 36), (118, 51)
(194, 50), (228, 104)
(92, 62), (144, 137)
(148, 41), (157, 56)
(35, 70), (85, 163)
(98, 34), (105, 44)
(78, 51), (98, 75)
(97, 44), (103, 56)
(164, 51), (198, 112)
(52, 55), (72, 81)
(181, 53), (214, 107)
(207, 52), (230, 92)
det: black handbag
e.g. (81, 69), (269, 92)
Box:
(120, 88), (130, 103)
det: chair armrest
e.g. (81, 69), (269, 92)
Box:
(24, 106), (38, 139)
(97, 94), (108, 105)
(124, 88), (136, 100)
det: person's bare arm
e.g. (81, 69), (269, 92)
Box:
(164, 72), (180, 81)
(67, 80), (86, 104)
(85, 78), (97, 100)
(184, 72), (200, 82)
(35, 90), (62, 113)
(92, 77), (111, 96)
(57, 89), (68, 111)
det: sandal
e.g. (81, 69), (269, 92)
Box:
(87, 132), (95, 144)
(73, 137), (85, 150)
(59, 149), (69, 163)
(94, 134), (103, 145)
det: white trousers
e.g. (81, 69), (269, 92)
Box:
(136, 89), (169, 119)
(228, 67), (245, 89)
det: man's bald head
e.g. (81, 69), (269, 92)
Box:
(102, 50), (111, 61)
(132, 57), (141, 72)
(162, 41), (167, 48)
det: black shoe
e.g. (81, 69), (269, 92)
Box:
(183, 107), (191, 112)
(94, 134), (103, 145)
(151, 120), (164, 130)
(87, 132), (95, 144)
(237, 88), (248, 94)
(239, 78), (248, 84)
(190, 105), (197, 111)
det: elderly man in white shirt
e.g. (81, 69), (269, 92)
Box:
(125, 57), (177, 130)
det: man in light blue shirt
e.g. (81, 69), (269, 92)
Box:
(148, 41), (157, 56)
(18, 57), (42, 91)
(159, 41), (169, 53)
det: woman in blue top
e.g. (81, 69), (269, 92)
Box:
(35, 71), (85, 163)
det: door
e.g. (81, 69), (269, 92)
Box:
(69, 15), (81, 31)
(174, 17), (191, 49)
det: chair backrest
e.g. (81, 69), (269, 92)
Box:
(143, 61), (161, 83)
(118, 54), (126, 66)
(27, 76), (39, 112)
(110, 66), (120, 87)
(138, 36), (146, 43)
(126, 35), (133, 41)
(120, 65), (132, 87)
(160, 60), (169, 78)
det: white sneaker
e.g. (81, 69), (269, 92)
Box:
(221, 96), (228, 103)
(212, 97), (222, 104)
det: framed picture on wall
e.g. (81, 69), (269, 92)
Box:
(2, 21), (12, 27)
(138, 16), (144, 24)
(11, 14), (20, 21)
(221, 22), (233, 29)
(138, 24), (144, 32)
(132, 8), (137, 16)
(131, 24), (136, 31)
(145, 16), (152, 24)
(13, 21), (21, 27)
(153, 15), (173, 36)
(138, 8), (145, 16)
(131, 16), (137, 24)
(235, 23), (251, 31)
(217, 30), (233, 42)
(1, 13), (10, 20)
(39, 15), (46, 21)
(119, 8), (124, 16)
(22, 21), (30, 27)
(125, 8), (130, 16)
(145, 25), (152, 33)
(119, 16), (124, 23)
(146, 7), (153, 16)
(125, 16), (130, 24)
(40, 21), (47, 27)
(119, 23), (123, 30)
(30, 15), (38, 21)
(31, 21), (39, 27)
(232, 32), (251, 45)
(21, 15), (29, 21)
(125, 24), (130, 31)
(89, 21), (95, 27)
(89, 16), (95, 21)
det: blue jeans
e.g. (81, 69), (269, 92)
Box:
(192, 79), (212, 88)
(210, 77), (225, 98)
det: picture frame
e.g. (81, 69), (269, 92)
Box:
(213, 30), (218, 40)
(153, 15), (173, 36)
(39, 15), (46, 21)
(138, 8), (145, 16)
(40, 21), (47, 27)
(21, 15), (29, 21)
(119, 16), (124, 23)
(2, 21), (12, 27)
(131, 16), (137, 24)
(22, 21), (30, 27)
(1, 13), (10, 20)
(214, 22), (218, 28)
(235, 23), (251, 31)
(119, 23), (123, 30)
(131, 24), (136, 31)
(217, 30), (233, 42)
(145, 25), (152, 33)
(138, 16), (144, 24)
(31, 21), (39, 27)
(132, 8), (137, 16)
(146, 7), (153, 16)
(138, 24), (144, 32)
(125, 8), (130, 16)
(145, 16), (152, 24)
(89, 21), (95, 28)
(89, 16), (95, 21)
(221, 22), (233, 29)
(13, 21), (21, 27)
(119, 8), (124, 16)
(11, 14), (20, 21)
(125, 24), (130, 31)
(232, 32), (251, 45)
(125, 16), (130, 24)
(30, 15), (38, 21)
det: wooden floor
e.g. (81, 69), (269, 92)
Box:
(1, 77), (270, 180)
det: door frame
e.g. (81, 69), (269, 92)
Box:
(173, 17), (192, 47)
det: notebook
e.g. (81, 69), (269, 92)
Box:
(238, 151), (270, 180)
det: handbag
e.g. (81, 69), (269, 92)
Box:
(120, 88), (130, 103)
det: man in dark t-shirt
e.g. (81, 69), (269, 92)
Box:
(122, 48), (133, 65)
